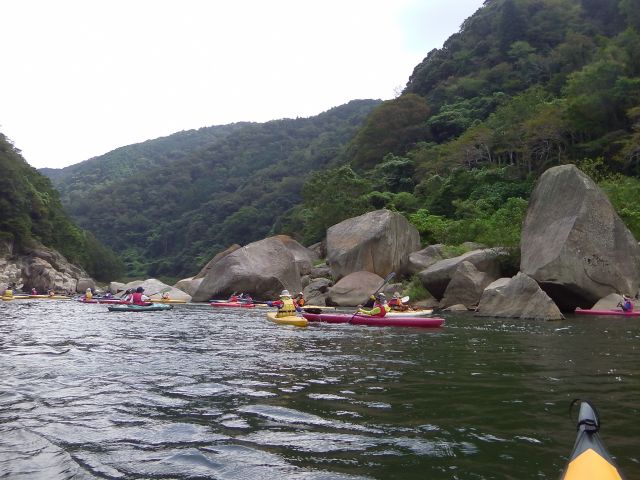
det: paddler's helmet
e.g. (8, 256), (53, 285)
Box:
(280, 289), (291, 297)
(136, 286), (144, 293)
(376, 292), (386, 302)
(393, 291), (401, 299)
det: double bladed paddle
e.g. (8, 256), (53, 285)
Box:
(348, 272), (396, 324)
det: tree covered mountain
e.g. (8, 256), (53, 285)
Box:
(286, 0), (640, 261)
(42, 100), (380, 278)
(0, 133), (124, 280)
(42, 0), (640, 283)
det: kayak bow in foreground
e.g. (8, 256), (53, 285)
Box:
(561, 401), (623, 480)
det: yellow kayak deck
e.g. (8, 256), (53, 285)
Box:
(266, 311), (308, 327)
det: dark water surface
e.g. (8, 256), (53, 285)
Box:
(1, 300), (639, 479)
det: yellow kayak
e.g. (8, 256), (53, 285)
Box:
(28, 295), (71, 300)
(561, 401), (623, 480)
(1, 295), (31, 301)
(266, 311), (308, 327)
(2, 294), (70, 301)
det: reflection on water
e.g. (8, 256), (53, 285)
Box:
(0, 300), (639, 479)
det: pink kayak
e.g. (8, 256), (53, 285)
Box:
(574, 308), (640, 316)
(302, 312), (444, 328)
(210, 301), (255, 308)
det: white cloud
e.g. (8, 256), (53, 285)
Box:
(0, 0), (484, 168)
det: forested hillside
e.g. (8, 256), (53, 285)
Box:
(285, 0), (640, 261)
(43, 100), (380, 278)
(44, 0), (640, 283)
(0, 134), (124, 280)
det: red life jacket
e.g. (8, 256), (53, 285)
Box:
(131, 292), (146, 305)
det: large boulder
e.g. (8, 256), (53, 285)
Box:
(591, 293), (626, 311)
(192, 237), (302, 302)
(76, 278), (96, 293)
(121, 279), (192, 302)
(327, 209), (420, 281)
(520, 165), (640, 310)
(194, 244), (241, 279)
(303, 277), (333, 306)
(173, 277), (203, 297)
(475, 273), (564, 320)
(418, 248), (507, 300)
(325, 271), (385, 307)
(273, 235), (319, 276)
(441, 261), (498, 309)
(109, 281), (126, 294)
(407, 244), (447, 276)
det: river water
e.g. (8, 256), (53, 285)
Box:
(1, 300), (638, 479)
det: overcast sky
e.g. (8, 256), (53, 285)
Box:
(1, 0), (485, 169)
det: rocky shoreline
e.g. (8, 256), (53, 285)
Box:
(4, 165), (638, 320)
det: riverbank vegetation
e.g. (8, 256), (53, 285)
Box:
(0, 133), (124, 281)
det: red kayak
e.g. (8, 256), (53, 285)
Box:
(574, 308), (640, 316)
(302, 312), (444, 328)
(210, 301), (255, 308)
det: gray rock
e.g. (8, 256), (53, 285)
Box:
(303, 277), (333, 306)
(443, 304), (469, 312)
(109, 281), (126, 294)
(192, 237), (302, 302)
(173, 277), (203, 297)
(194, 244), (241, 279)
(418, 248), (507, 300)
(310, 264), (332, 279)
(273, 235), (319, 276)
(327, 209), (420, 281)
(0, 241), (93, 294)
(76, 278), (96, 293)
(521, 164), (640, 310)
(121, 278), (192, 302)
(308, 241), (326, 260)
(326, 271), (385, 307)
(591, 293), (626, 311)
(407, 244), (446, 276)
(475, 272), (564, 320)
(441, 261), (498, 308)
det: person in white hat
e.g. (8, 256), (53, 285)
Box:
(267, 289), (298, 318)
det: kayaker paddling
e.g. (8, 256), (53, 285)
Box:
(357, 292), (391, 317)
(617, 294), (633, 312)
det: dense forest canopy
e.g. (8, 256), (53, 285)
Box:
(285, 0), (640, 260)
(40, 0), (640, 283)
(42, 100), (380, 279)
(0, 133), (124, 280)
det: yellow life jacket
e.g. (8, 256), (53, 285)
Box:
(4, 289), (13, 298)
(276, 297), (296, 317)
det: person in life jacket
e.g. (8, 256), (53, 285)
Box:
(228, 292), (239, 302)
(294, 292), (305, 308)
(31, 288), (38, 295)
(85, 288), (93, 301)
(388, 291), (409, 311)
(357, 293), (391, 317)
(619, 294), (634, 312)
(268, 290), (299, 318)
(130, 286), (150, 306)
